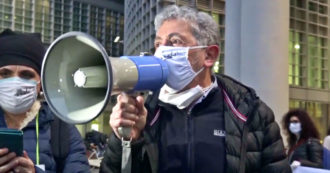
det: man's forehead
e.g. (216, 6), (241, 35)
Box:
(157, 20), (192, 33)
(155, 32), (184, 39)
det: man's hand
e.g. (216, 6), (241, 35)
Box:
(110, 93), (147, 141)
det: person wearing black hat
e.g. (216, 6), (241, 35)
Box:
(0, 29), (90, 173)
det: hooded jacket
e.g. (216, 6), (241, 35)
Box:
(100, 74), (291, 173)
(0, 102), (90, 173)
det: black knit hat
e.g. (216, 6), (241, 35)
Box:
(0, 29), (45, 74)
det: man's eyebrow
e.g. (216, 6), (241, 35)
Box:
(168, 32), (184, 39)
(155, 32), (184, 41)
(155, 36), (162, 41)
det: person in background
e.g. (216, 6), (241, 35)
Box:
(324, 128), (330, 151)
(100, 5), (290, 173)
(323, 128), (330, 169)
(282, 109), (323, 170)
(0, 29), (90, 173)
(85, 130), (108, 159)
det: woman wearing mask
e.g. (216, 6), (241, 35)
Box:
(0, 29), (90, 173)
(282, 109), (323, 170)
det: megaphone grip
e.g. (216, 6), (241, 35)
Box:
(117, 92), (133, 139)
(118, 126), (132, 140)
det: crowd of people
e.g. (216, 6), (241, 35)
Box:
(0, 4), (329, 173)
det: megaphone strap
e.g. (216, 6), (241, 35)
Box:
(121, 138), (132, 173)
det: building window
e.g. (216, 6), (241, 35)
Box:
(289, 0), (329, 89)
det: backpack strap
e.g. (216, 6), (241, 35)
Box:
(51, 116), (71, 173)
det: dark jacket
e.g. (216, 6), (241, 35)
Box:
(0, 103), (90, 173)
(289, 138), (323, 168)
(100, 74), (291, 173)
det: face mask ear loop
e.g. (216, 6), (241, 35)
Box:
(195, 67), (205, 75)
(187, 46), (206, 75)
(189, 45), (208, 50)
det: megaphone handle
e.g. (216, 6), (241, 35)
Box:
(118, 126), (132, 140)
(119, 92), (133, 173)
(118, 92), (133, 140)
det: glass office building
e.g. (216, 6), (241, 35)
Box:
(125, 0), (330, 138)
(0, 0), (124, 135)
(289, 0), (330, 138)
(0, 0), (124, 56)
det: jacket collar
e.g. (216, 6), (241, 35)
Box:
(0, 101), (54, 129)
(25, 102), (54, 129)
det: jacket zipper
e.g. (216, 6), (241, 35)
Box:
(187, 109), (193, 173)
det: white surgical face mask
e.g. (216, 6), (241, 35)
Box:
(289, 122), (302, 135)
(154, 45), (207, 91)
(0, 77), (38, 114)
(159, 84), (204, 109)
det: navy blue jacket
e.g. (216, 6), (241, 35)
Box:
(0, 103), (90, 173)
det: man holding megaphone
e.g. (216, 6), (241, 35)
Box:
(100, 5), (291, 173)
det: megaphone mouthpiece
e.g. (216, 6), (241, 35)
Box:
(73, 66), (107, 88)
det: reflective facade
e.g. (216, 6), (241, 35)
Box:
(0, 0), (124, 56)
(289, 0), (330, 138)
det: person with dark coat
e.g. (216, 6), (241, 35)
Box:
(282, 109), (323, 170)
(100, 5), (291, 173)
(324, 128), (330, 169)
(0, 29), (90, 173)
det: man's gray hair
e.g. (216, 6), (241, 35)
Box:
(154, 5), (220, 46)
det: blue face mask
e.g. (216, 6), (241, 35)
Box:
(289, 122), (302, 135)
(0, 77), (38, 114)
(154, 45), (207, 91)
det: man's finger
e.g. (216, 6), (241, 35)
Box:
(136, 96), (146, 115)
(118, 93), (136, 105)
(120, 112), (139, 121)
(114, 118), (135, 127)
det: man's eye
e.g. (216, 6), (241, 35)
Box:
(154, 42), (160, 48)
(170, 38), (184, 46)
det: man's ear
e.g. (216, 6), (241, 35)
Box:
(204, 45), (220, 68)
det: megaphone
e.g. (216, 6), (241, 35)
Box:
(41, 32), (168, 124)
